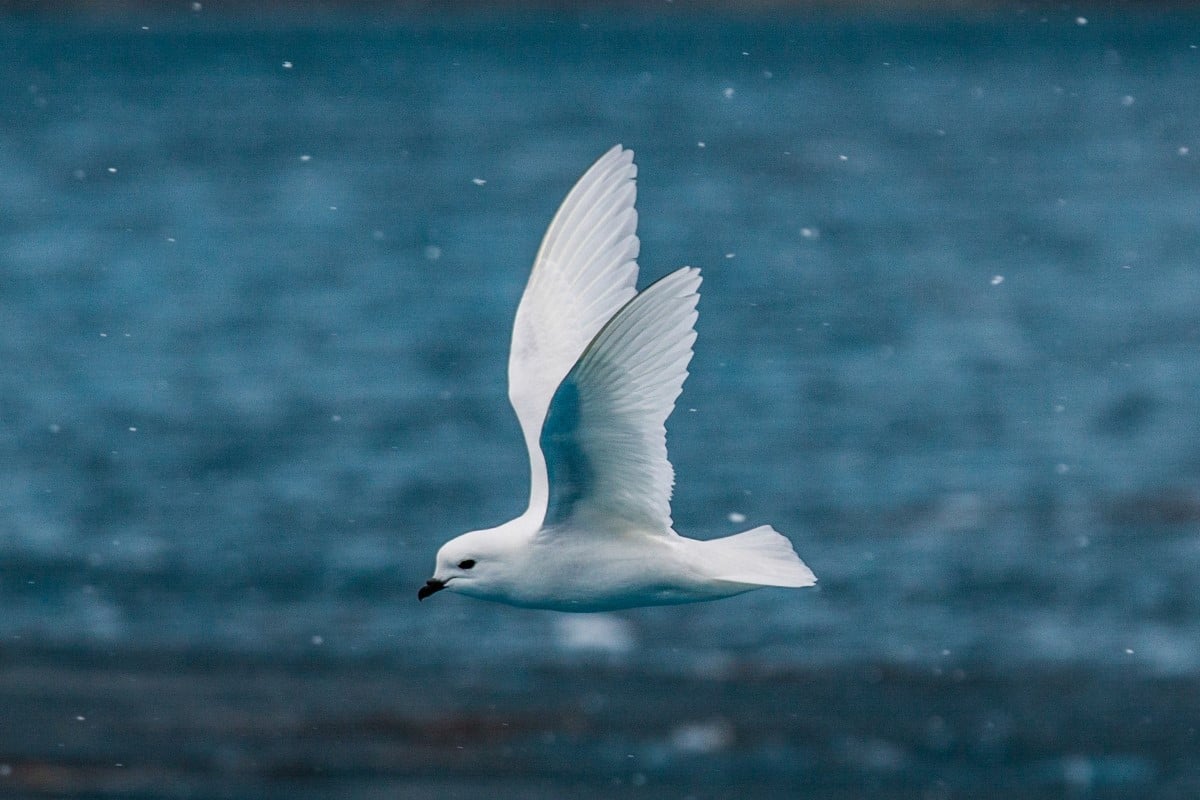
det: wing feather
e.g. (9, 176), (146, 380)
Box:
(507, 145), (640, 523)
(540, 267), (702, 532)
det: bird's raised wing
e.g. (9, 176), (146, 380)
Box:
(509, 145), (640, 522)
(539, 267), (701, 533)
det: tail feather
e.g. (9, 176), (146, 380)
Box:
(700, 525), (816, 588)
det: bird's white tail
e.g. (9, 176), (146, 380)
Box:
(700, 525), (816, 588)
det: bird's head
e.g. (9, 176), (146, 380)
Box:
(418, 527), (523, 603)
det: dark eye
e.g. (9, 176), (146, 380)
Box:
(458, 559), (476, 570)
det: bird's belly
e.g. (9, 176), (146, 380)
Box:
(501, 535), (751, 612)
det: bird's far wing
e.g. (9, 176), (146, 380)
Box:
(509, 145), (640, 523)
(540, 267), (701, 533)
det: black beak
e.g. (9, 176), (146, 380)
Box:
(417, 579), (445, 601)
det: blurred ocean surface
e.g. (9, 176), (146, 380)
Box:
(2, 8), (1200, 798)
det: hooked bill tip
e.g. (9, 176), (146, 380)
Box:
(417, 579), (445, 601)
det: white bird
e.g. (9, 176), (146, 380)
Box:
(419, 145), (815, 611)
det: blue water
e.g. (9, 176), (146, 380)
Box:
(2, 8), (1200, 797)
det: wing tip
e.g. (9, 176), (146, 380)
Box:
(600, 143), (634, 170)
(661, 265), (703, 298)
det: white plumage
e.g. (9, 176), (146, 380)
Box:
(419, 146), (815, 611)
